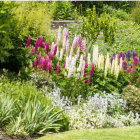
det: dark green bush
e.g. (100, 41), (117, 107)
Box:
(122, 85), (140, 114)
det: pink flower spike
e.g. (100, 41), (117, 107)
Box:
(35, 39), (38, 51)
(49, 52), (53, 60)
(56, 63), (60, 74)
(37, 49), (40, 55)
(44, 42), (49, 53)
(39, 36), (43, 48)
(31, 46), (35, 52)
(29, 51), (32, 56)
(84, 79), (88, 83)
(83, 52), (86, 60)
(90, 64), (94, 76)
(34, 58), (37, 70)
(53, 45), (57, 55)
(47, 62), (52, 73)
(85, 62), (88, 69)
(26, 36), (31, 48)
(63, 61), (66, 68)
(83, 73), (87, 77)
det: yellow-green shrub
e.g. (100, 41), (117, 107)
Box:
(122, 85), (140, 114)
(12, 2), (52, 40)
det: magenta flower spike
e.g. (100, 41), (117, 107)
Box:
(29, 51), (32, 56)
(53, 45), (57, 55)
(34, 58), (37, 70)
(90, 64), (94, 76)
(31, 46), (35, 52)
(85, 62), (88, 69)
(35, 39), (38, 51)
(26, 36), (31, 48)
(63, 61), (66, 68)
(56, 63), (60, 74)
(37, 49), (40, 55)
(47, 62), (52, 72)
(39, 36), (43, 48)
(44, 42), (49, 53)
(84, 79), (88, 83)
(83, 73), (87, 77)
(49, 52), (53, 60)
(38, 52), (42, 63)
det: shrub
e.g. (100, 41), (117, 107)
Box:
(122, 85), (140, 114)
(52, 1), (74, 20)
(131, 3), (140, 24)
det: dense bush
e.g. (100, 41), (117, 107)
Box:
(52, 1), (74, 20)
(102, 5), (129, 21)
(122, 85), (140, 114)
(131, 3), (140, 24)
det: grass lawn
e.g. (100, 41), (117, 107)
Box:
(37, 126), (140, 140)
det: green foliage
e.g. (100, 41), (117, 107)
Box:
(131, 3), (140, 24)
(12, 1), (52, 40)
(0, 76), (69, 136)
(52, 1), (74, 20)
(122, 85), (140, 114)
(101, 5), (129, 21)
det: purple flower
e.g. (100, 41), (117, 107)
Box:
(128, 36), (130, 38)
(113, 52), (115, 59)
(111, 57), (113, 65)
(39, 36), (43, 48)
(78, 36), (82, 47)
(126, 50), (130, 60)
(129, 63), (131, 67)
(122, 53), (125, 60)
(123, 61), (127, 70)
(133, 49), (137, 59)
(120, 52), (122, 57)
(56, 63), (60, 74)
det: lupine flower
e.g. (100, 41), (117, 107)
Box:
(78, 36), (82, 47)
(26, 36), (30, 48)
(56, 47), (59, 58)
(63, 61), (66, 69)
(133, 56), (139, 66)
(113, 52), (115, 59)
(119, 57), (123, 70)
(34, 58), (37, 70)
(120, 52), (122, 57)
(56, 63), (60, 74)
(129, 63), (131, 67)
(81, 41), (86, 52)
(44, 42), (49, 53)
(53, 45), (57, 55)
(39, 36), (43, 48)
(92, 45), (98, 65)
(83, 52), (86, 60)
(49, 52), (53, 60)
(31, 46), (35, 53)
(111, 57), (113, 65)
(29, 51), (32, 56)
(122, 53), (125, 60)
(90, 63), (94, 76)
(133, 49), (137, 59)
(37, 49), (40, 55)
(60, 49), (64, 60)
(47, 62), (52, 72)
(66, 40), (69, 56)
(72, 36), (78, 48)
(83, 73), (87, 77)
(38, 52), (42, 62)
(85, 62), (88, 69)
(127, 67), (135, 73)
(87, 53), (91, 66)
(62, 37), (66, 50)
(126, 50), (130, 60)
(118, 55), (121, 64)
(123, 61), (127, 70)
(70, 46), (73, 57)
(51, 42), (55, 52)
(84, 79), (88, 83)
(35, 39), (38, 51)
(56, 26), (61, 46)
